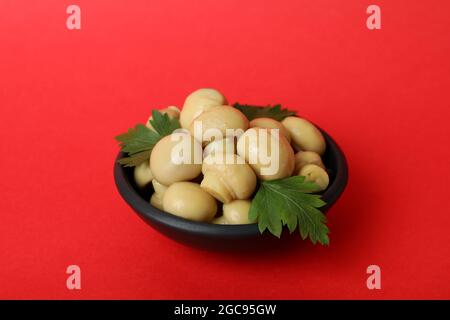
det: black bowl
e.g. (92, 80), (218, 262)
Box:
(114, 129), (348, 249)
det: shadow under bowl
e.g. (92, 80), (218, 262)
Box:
(114, 129), (348, 250)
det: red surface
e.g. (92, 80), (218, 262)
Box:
(0, 0), (449, 299)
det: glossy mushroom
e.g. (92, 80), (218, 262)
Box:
(180, 88), (227, 129)
(149, 179), (168, 210)
(202, 137), (236, 159)
(249, 117), (291, 142)
(281, 116), (326, 155)
(162, 182), (217, 222)
(201, 153), (257, 203)
(133, 160), (153, 188)
(212, 216), (229, 225)
(236, 127), (295, 181)
(294, 150), (325, 173)
(189, 105), (248, 145)
(298, 164), (329, 192)
(150, 133), (202, 186)
(222, 200), (252, 224)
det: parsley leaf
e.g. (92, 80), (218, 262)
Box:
(115, 110), (181, 167)
(149, 109), (180, 136)
(249, 176), (329, 245)
(117, 150), (151, 167)
(115, 124), (160, 155)
(233, 103), (297, 121)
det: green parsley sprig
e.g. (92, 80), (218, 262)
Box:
(233, 103), (297, 121)
(249, 176), (329, 245)
(116, 104), (329, 245)
(115, 110), (180, 167)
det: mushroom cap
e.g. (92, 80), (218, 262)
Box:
(294, 151), (325, 172)
(133, 160), (153, 188)
(212, 216), (229, 225)
(201, 153), (257, 203)
(162, 182), (217, 222)
(150, 133), (202, 186)
(189, 105), (249, 144)
(298, 164), (329, 192)
(180, 88), (227, 129)
(249, 117), (291, 143)
(146, 106), (180, 130)
(202, 137), (236, 159)
(236, 127), (295, 181)
(281, 116), (326, 155)
(150, 193), (164, 210)
(223, 200), (252, 224)
(150, 179), (168, 210)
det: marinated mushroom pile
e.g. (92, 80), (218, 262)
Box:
(125, 88), (330, 226)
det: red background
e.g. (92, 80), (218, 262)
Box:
(0, 0), (449, 299)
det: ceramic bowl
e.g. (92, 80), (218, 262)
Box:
(114, 128), (348, 249)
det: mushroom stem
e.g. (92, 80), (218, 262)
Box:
(201, 172), (235, 204)
(201, 153), (257, 204)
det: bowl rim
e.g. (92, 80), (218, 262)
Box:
(114, 128), (348, 238)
